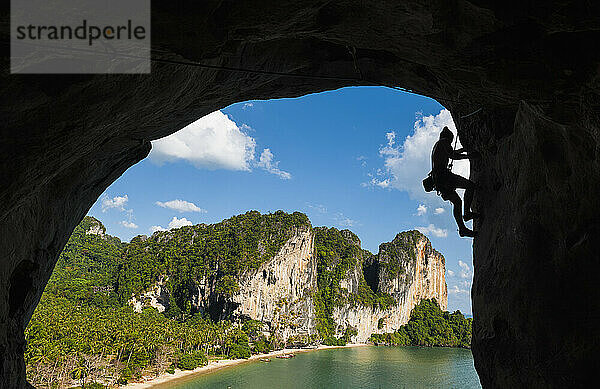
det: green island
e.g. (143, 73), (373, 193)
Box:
(25, 212), (472, 388)
(369, 299), (472, 348)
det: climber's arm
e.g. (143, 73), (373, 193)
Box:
(450, 149), (470, 160)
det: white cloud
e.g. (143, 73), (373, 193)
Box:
(334, 213), (358, 228)
(257, 148), (292, 180)
(168, 216), (193, 229)
(242, 102), (254, 110)
(434, 207), (445, 214)
(357, 155), (367, 167)
(386, 131), (396, 146)
(155, 199), (206, 213)
(150, 111), (256, 171)
(240, 123), (254, 132)
(417, 204), (427, 216)
(369, 109), (469, 202)
(416, 224), (448, 238)
(364, 177), (390, 188)
(447, 261), (474, 314)
(119, 220), (138, 229)
(306, 203), (327, 214)
(150, 225), (167, 233)
(448, 285), (470, 295)
(458, 260), (472, 279)
(447, 274), (473, 315)
(101, 195), (129, 212)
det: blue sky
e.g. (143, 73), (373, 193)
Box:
(89, 86), (474, 314)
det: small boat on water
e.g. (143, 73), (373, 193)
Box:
(259, 358), (271, 362)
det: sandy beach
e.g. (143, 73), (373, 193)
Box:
(123, 343), (367, 389)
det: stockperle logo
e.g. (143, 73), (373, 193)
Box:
(11, 0), (150, 74)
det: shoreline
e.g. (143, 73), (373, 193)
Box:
(123, 343), (368, 388)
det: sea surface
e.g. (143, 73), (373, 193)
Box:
(169, 346), (482, 389)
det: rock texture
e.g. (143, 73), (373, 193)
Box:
(468, 101), (600, 388)
(232, 227), (317, 341)
(129, 276), (170, 314)
(1, 1), (599, 387)
(85, 219), (106, 238)
(334, 232), (447, 342)
(127, 227), (447, 345)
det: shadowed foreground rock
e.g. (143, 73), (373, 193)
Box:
(1, 1), (599, 387)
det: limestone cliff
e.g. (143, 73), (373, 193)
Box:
(232, 227), (317, 342)
(333, 231), (447, 342)
(127, 221), (447, 345)
(85, 219), (106, 238)
(228, 227), (447, 344)
(126, 225), (318, 342)
(129, 276), (170, 314)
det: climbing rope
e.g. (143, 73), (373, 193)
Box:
(10, 40), (491, 123)
(459, 107), (483, 119)
(447, 131), (460, 172)
(10, 40), (476, 106)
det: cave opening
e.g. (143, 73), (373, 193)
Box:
(23, 86), (478, 387)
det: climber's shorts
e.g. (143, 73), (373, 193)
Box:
(432, 170), (473, 201)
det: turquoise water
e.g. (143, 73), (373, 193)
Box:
(168, 347), (482, 389)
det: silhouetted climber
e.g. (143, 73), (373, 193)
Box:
(424, 127), (478, 237)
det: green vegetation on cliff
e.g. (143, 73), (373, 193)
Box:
(117, 210), (310, 317)
(369, 299), (472, 348)
(377, 230), (423, 278)
(312, 227), (395, 341)
(45, 217), (124, 308)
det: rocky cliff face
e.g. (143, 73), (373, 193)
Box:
(231, 227), (317, 341)
(465, 102), (600, 388)
(129, 276), (170, 314)
(85, 219), (106, 238)
(127, 226), (447, 345)
(333, 232), (447, 342)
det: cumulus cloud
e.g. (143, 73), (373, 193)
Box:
(168, 216), (193, 229)
(417, 204), (427, 216)
(150, 216), (194, 233)
(368, 109), (469, 202)
(119, 221), (138, 229)
(257, 148), (292, 180)
(150, 225), (167, 233)
(447, 269), (455, 277)
(150, 111), (256, 171)
(155, 199), (206, 213)
(434, 207), (445, 214)
(101, 195), (129, 212)
(416, 224), (448, 238)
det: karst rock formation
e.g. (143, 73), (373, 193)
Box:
(1, 1), (599, 388)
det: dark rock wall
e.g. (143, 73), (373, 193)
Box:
(1, 1), (599, 387)
(466, 102), (600, 388)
